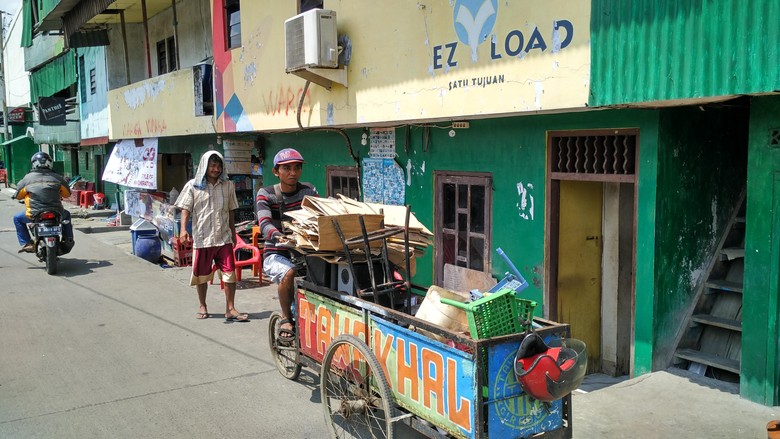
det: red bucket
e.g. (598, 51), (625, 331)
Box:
(93, 192), (106, 207)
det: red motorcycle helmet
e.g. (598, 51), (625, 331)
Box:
(514, 333), (587, 402)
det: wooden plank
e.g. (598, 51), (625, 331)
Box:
(675, 348), (740, 374)
(442, 264), (497, 293)
(720, 247), (745, 260)
(705, 279), (743, 293)
(691, 314), (742, 332)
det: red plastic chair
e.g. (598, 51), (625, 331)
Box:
(233, 233), (263, 281)
(211, 233), (264, 288)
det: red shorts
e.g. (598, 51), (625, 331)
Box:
(190, 244), (235, 286)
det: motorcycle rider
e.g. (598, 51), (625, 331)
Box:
(13, 152), (75, 253)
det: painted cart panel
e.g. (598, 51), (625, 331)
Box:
(487, 341), (564, 437)
(296, 286), (569, 438)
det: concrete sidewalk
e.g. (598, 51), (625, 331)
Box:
(573, 369), (780, 438)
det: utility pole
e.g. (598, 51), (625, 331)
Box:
(0, 9), (9, 143)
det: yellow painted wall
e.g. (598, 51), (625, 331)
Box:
(217, 0), (590, 132)
(108, 68), (215, 140)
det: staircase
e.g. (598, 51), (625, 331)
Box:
(673, 191), (745, 382)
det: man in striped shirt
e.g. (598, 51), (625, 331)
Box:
(256, 148), (318, 341)
(176, 151), (248, 322)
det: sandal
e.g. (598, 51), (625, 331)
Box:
(277, 318), (296, 343)
(225, 312), (250, 322)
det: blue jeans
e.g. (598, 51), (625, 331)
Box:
(14, 210), (73, 245)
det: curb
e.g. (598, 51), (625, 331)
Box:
(75, 225), (131, 234)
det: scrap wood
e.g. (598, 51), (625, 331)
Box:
(283, 196), (432, 258)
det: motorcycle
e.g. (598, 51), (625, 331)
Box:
(25, 210), (72, 275)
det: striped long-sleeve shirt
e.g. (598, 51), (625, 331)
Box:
(255, 182), (318, 258)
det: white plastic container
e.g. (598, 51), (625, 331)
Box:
(413, 285), (471, 342)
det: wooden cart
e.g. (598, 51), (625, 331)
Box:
(268, 279), (573, 438)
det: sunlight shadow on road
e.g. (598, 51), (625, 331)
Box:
(57, 258), (114, 277)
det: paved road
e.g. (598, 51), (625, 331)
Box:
(0, 192), (361, 438)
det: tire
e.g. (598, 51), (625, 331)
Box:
(321, 334), (395, 439)
(45, 244), (57, 275)
(268, 311), (301, 380)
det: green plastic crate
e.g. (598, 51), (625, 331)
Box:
(440, 288), (536, 339)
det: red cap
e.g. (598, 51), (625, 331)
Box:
(273, 148), (305, 166)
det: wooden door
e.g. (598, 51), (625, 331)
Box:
(558, 180), (603, 372)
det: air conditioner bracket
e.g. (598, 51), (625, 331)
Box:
(289, 66), (348, 90)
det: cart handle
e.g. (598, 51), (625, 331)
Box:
(438, 297), (469, 309)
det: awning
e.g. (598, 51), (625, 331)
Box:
(0, 135), (29, 146)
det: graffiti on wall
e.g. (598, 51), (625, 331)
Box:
(122, 118), (168, 137)
(516, 181), (535, 220)
(263, 85), (312, 116)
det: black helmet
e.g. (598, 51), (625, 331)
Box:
(31, 152), (53, 170)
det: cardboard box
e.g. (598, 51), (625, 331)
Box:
(316, 214), (384, 251)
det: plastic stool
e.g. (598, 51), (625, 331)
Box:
(79, 190), (95, 208)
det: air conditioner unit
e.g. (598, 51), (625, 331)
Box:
(284, 9), (338, 72)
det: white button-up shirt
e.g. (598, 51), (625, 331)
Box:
(175, 178), (238, 249)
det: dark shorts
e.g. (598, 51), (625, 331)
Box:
(190, 244), (235, 286)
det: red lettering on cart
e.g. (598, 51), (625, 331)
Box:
(298, 298), (317, 351)
(298, 296), (472, 433)
(447, 357), (472, 432)
(372, 329), (394, 381)
(351, 320), (367, 340)
(317, 306), (333, 355)
(422, 348), (445, 415)
(392, 336), (473, 433)
(396, 338), (419, 398)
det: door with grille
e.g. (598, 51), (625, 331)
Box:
(547, 129), (638, 376)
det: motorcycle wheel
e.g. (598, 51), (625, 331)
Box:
(45, 246), (58, 275)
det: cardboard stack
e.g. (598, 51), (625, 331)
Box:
(280, 195), (433, 274)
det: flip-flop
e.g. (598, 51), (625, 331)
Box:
(196, 312), (210, 319)
(225, 313), (250, 322)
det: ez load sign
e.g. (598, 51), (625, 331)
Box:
(433, 0), (574, 69)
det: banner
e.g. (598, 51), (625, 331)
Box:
(102, 138), (159, 189)
(124, 190), (176, 244)
(38, 97), (66, 125)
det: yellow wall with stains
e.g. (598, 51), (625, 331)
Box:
(216, 0), (590, 132)
(108, 67), (215, 140)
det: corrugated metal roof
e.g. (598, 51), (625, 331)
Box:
(590, 0), (780, 107)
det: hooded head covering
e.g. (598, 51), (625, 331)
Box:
(193, 151), (228, 189)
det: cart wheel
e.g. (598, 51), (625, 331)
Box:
(268, 311), (302, 380)
(321, 334), (395, 439)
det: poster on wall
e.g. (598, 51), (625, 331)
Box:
(369, 128), (396, 158)
(223, 139), (254, 174)
(362, 158), (405, 205)
(102, 138), (159, 189)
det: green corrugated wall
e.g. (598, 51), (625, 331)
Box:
(652, 104), (748, 369)
(590, 0), (780, 106)
(743, 95), (780, 405)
